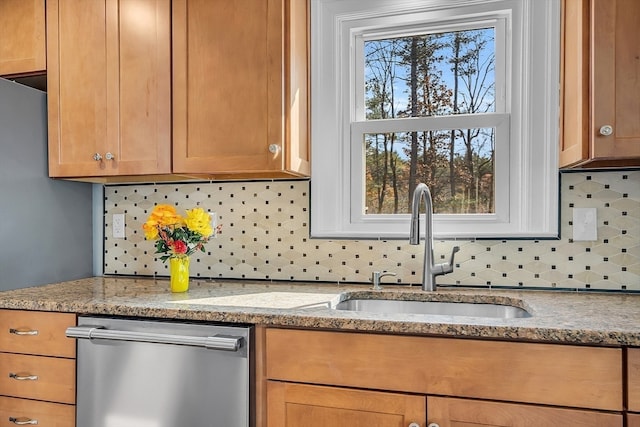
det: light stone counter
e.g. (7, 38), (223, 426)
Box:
(0, 277), (638, 346)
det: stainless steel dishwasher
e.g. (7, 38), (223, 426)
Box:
(66, 316), (252, 427)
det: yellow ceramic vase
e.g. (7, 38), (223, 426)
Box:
(169, 256), (190, 293)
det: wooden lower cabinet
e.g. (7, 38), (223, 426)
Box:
(263, 328), (624, 427)
(629, 348), (640, 412)
(628, 414), (640, 427)
(427, 396), (622, 427)
(0, 353), (75, 404)
(265, 383), (622, 427)
(265, 329), (622, 411)
(267, 381), (425, 427)
(0, 310), (76, 427)
(0, 396), (74, 427)
(0, 310), (76, 358)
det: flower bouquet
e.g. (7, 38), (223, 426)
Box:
(143, 204), (221, 292)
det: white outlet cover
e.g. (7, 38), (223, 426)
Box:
(113, 213), (125, 239)
(572, 208), (597, 241)
(209, 212), (217, 238)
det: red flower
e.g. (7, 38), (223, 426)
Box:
(171, 240), (188, 254)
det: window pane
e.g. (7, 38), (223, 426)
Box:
(365, 128), (495, 215)
(364, 28), (495, 120)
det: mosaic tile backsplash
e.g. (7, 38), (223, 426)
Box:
(104, 170), (640, 291)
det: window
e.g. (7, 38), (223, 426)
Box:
(310, 0), (560, 239)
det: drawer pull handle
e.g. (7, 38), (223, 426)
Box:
(9, 417), (38, 425)
(9, 328), (38, 336)
(9, 373), (38, 381)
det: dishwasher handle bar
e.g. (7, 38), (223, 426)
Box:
(66, 326), (243, 352)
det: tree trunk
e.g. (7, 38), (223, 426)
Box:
(449, 33), (461, 199)
(408, 37), (419, 212)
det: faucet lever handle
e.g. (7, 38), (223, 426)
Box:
(434, 246), (460, 276)
(448, 246), (460, 269)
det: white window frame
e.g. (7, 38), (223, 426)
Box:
(310, 0), (560, 239)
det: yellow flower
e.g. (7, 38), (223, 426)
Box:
(184, 208), (213, 237)
(142, 221), (159, 240)
(151, 204), (184, 227)
(143, 204), (184, 241)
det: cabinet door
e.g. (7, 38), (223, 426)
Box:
(560, 0), (640, 167)
(629, 348), (640, 412)
(0, 0), (46, 76)
(628, 413), (640, 427)
(173, 0), (309, 177)
(559, 0), (590, 166)
(427, 396), (623, 427)
(591, 0), (640, 162)
(47, 0), (171, 178)
(267, 381), (425, 427)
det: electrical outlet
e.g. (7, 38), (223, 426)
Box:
(112, 214), (126, 239)
(209, 212), (217, 238)
(573, 208), (597, 241)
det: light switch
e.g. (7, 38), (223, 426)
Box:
(572, 208), (597, 241)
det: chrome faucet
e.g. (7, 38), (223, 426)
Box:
(409, 183), (460, 291)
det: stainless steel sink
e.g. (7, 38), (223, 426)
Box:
(333, 299), (531, 319)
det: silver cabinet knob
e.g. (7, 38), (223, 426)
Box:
(105, 152), (115, 160)
(599, 125), (613, 136)
(268, 144), (281, 154)
(408, 423), (421, 427)
(427, 424), (440, 427)
(93, 153), (103, 161)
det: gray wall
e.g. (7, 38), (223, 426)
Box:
(0, 78), (93, 290)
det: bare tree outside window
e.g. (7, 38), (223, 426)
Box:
(364, 28), (496, 215)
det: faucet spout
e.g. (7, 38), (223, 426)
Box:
(409, 183), (459, 291)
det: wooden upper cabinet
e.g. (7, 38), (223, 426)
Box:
(47, 0), (171, 178)
(560, 0), (640, 168)
(0, 0), (46, 76)
(172, 0), (310, 178)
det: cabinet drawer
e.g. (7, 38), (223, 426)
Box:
(428, 396), (622, 427)
(265, 328), (623, 411)
(0, 310), (75, 357)
(0, 396), (74, 427)
(0, 353), (75, 404)
(628, 413), (640, 427)
(629, 348), (640, 412)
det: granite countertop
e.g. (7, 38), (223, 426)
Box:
(0, 277), (638, 346)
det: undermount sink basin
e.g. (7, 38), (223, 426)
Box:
(334, 299), (531, 319)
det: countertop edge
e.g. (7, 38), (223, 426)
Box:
(0, 277), (638, 347)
